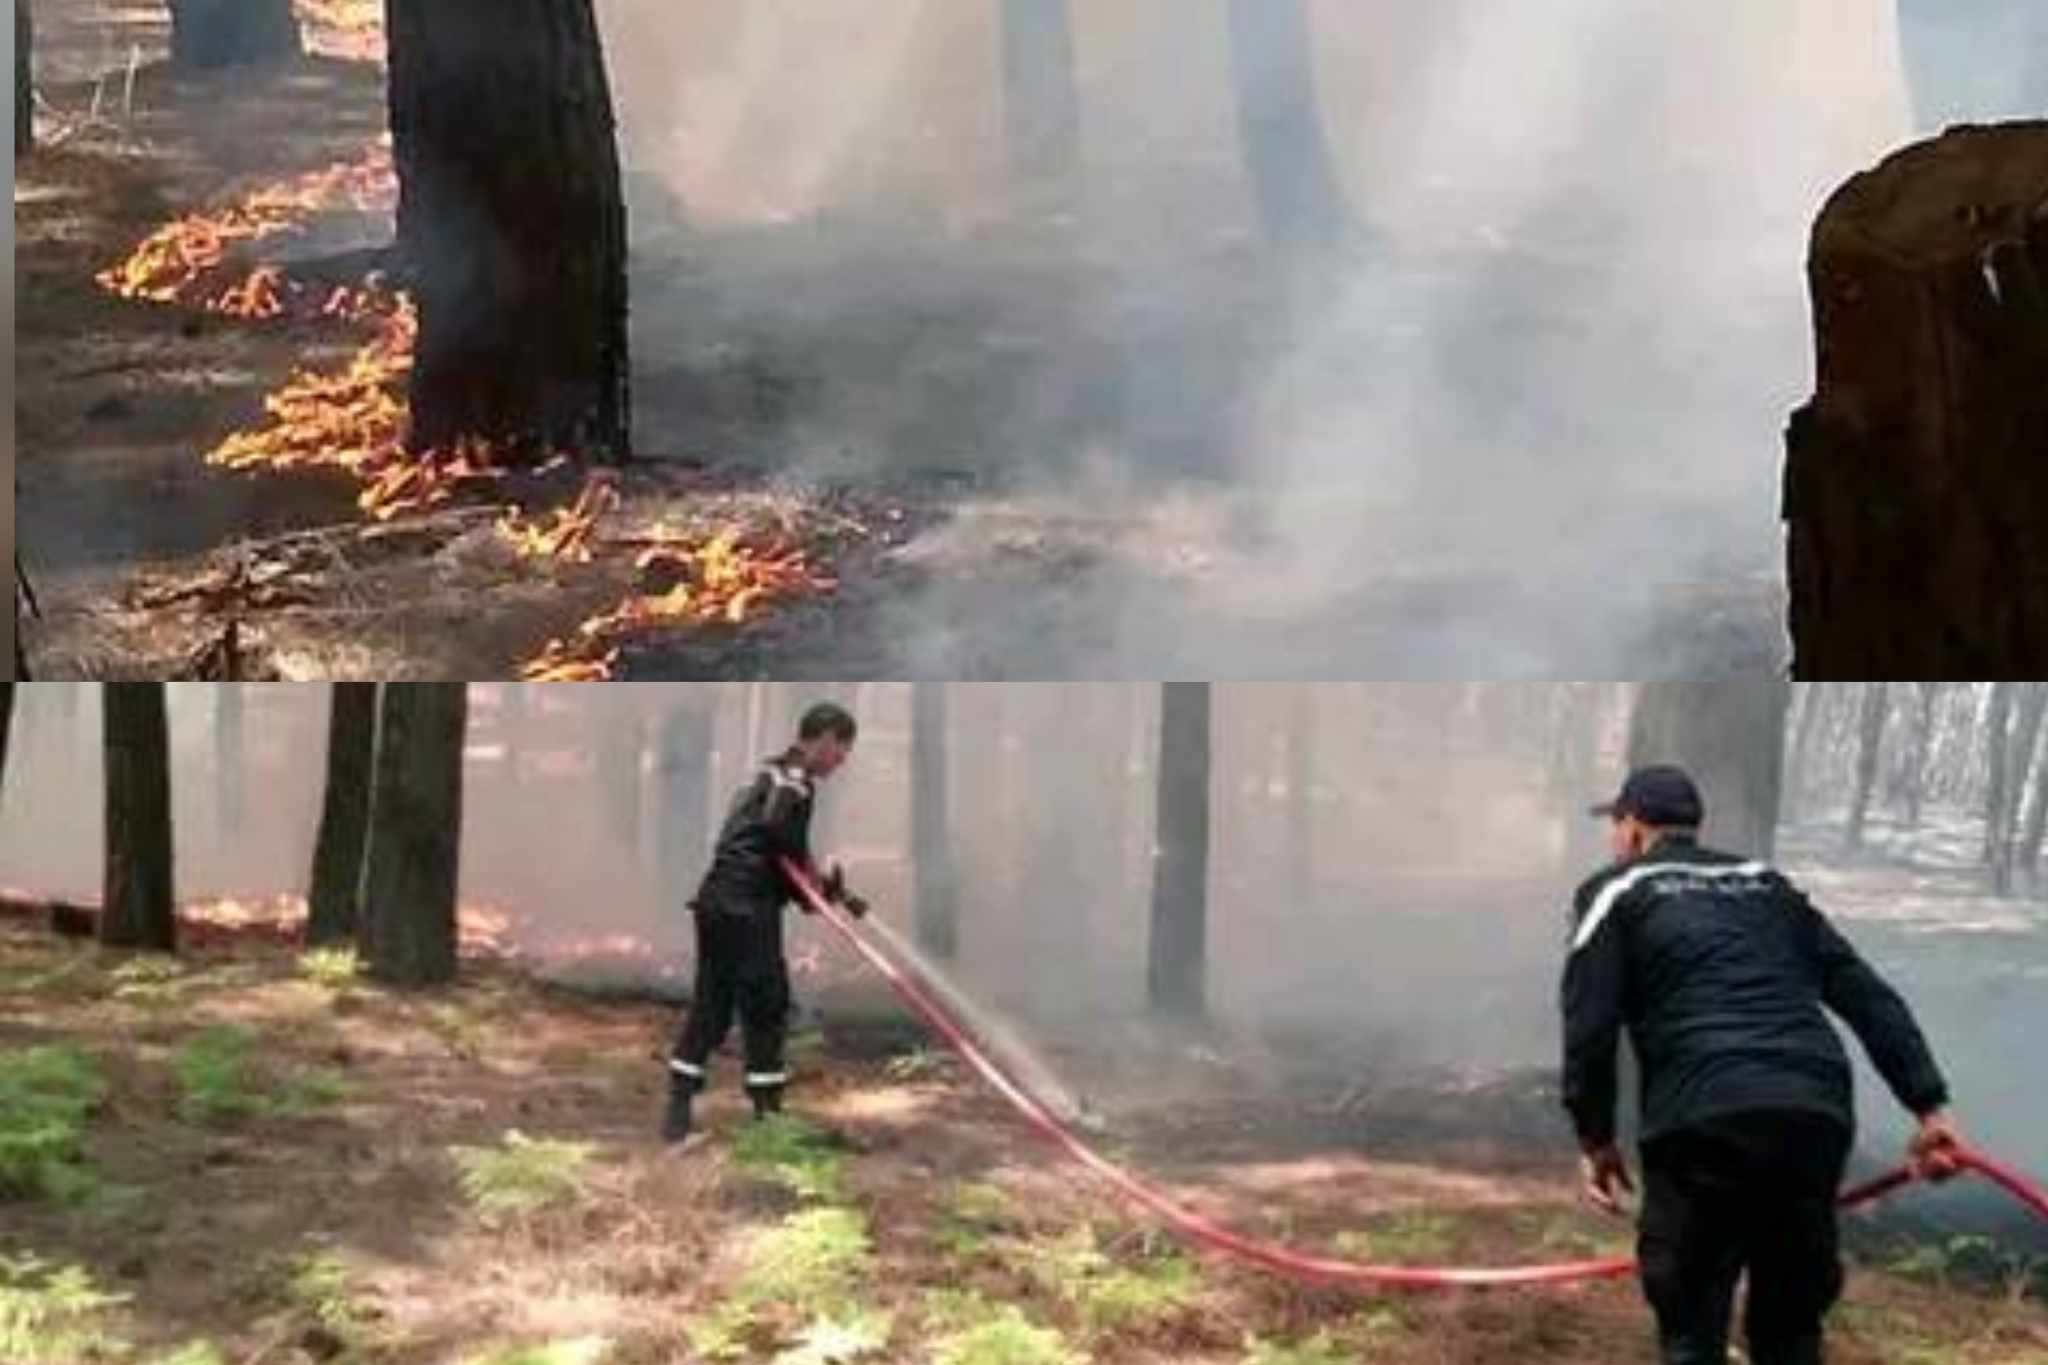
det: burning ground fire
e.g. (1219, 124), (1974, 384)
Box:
(520, 527), (837, 681)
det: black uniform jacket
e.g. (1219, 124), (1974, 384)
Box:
(1561, 835), (1949, 1149)
(691, 749), (816, 918)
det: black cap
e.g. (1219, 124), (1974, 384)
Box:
(1590, 765), (1704, 827)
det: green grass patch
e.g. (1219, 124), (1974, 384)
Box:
(449, 1130), (594, 1219)
(150, 1342), (228, 1365)
(272, 1066), (351, 1118)
(735, 1207), (872, 1314)
(884, 1047), (951, 1083)
(683, 1302), (760, 1361)
(460, 1338), (611, 1365)
(109, 955), (191, 1005)
(0, 1253), (129, 1362)
(932, 1306), (1081, 1365)
(1075, 1252), (1199, 1331)
(1331, 1209), (1456, 1263)
(730, 1114), (848, 1204)
(0, 1044), (107, 1201)
(773, 1309), (893, 1364)
(297, 948), (361, 991)
(1241, 1332), (1353, 1365)
(172, 1025), (264, 1122)
(935, 1181), (1013, 1257)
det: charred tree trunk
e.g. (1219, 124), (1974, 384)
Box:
(1982, 682), (2017, 875)
(1226, 0), (1349, 253)
(359, 683), (466, 986)
(0, 682), (13, 805)
(166, 0), (299, 69)
(911, 682), (958, 959)
(307, 683), (379, 947)
(1000, 0), (1080, 213)
(1628, 680), (1792, 860)
(1904, 683), (1942, 830)
(500, 683), (526, 781)
(16, 1), (31, 157)
(385, 0), (630, 464)
(2019, 712), (2048, 883)
(1995, 683), (2048, 893)
(1147, 683), (1211, 1018)
(1846, 683), (1888, 849)
(1785, 125), (2048, 676)
(101, 683), (176, 952)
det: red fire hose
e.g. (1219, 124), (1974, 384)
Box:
(783, 862), (2048, 1289)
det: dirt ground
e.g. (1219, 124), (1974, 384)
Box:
(4, 916), (2045, 1365)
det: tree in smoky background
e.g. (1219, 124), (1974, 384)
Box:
(1226, 0), (1350, 253)
(0, 683), (14, 805)
(307, 683), (379, 947)
(910, 682), (958, 960)
(15, 0), (31, 157)
(1148, 682), (1212, 1019)
(652, 687), (717, 953)
(385, 0), (630, 466)
(358, 684), (467, 986)
(1000, 0), (1081, 215)
(100, 683), (176, 953)
(1627, 680), (1791, 858)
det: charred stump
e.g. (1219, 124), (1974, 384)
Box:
(1784, 123), (2048, 678)
(166, 0), (299, 70)
(385, 0), (631, 465)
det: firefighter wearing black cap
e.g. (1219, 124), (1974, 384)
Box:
(663, 702), (869, 1143)
(1563, 765), (1966, 1365)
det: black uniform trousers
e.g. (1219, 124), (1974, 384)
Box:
(669, 906), (790, 1103)
(1637, 1109), (1852, 1365)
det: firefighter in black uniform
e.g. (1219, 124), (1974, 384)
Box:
(663, 702), (868, 1143)
(1562, 766), (1966, 1365)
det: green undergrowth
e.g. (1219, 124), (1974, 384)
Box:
(0, 1044), (108, 1201)
(731, 1114), (848, 1203)
(449, 1130), (594, 1219)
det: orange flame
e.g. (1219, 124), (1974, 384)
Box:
(296, 0), (387, 64)
(497, 476), (619, 563)
(515, 527), (836, 680)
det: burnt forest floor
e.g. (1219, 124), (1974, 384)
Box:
(14, 2), (1787, 679)
(5, 916), (2048, 1365)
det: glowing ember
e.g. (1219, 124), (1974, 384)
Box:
(296, 0), (387, 64)
(497, 476), (619, 563)
(516, 527), (836, 680)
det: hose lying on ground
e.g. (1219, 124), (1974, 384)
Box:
(783, 859), (2048, 1289)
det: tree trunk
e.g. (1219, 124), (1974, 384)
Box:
(214, 683), (246, 843)
(2019, 710), (2048, 883)
(1785, 125), (2048, 676)
(307, 683), (379, 947)
(385, 0), (630, 464)
(653, 692), (714, 942)
(499, 683), (526, 781)
(1845, 683), (1888, 850)
(594, 698), (644, 854)
(1147, 683), (1211, 1018)
(0, 682), (14, 806)
(101, 683), (176, 952)
(1996, 683), (2048, 893)
(1982, 682), (2017, 875)
(1000, 0), (1080, 213)
(1225, 0), (1349, 252)
(1627, 680), (1792, 860)
(1904, 683), (1942, 830)
(911, 682), (958, 959)
(359, 683), (466, 986)
(15, 0), (31, 158)
(1786, 684), (1830, 820)
(166, 0), (299, 69)
(1284, 684), (1314, 908)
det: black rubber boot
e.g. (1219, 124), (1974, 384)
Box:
(662, 1078), (697, 1143)
(748, 1085), (784, 1120)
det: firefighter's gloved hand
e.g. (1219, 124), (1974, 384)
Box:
(822, 863), (848, 903)
(843, 892), (870, 920)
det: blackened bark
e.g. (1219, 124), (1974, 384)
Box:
(308, 683), (379, 946)
(1628, 680), (1791, 860)
(1226, 0), (1349, 252)
(166, 0), (299, 69)
(1904, 683), (1941, 830)
(385, 0), (630, 464)
(911, 682), (958, 959)
(0, 682), (13, 803)
(16, 1), (31, 157)
(1785, 125), (2048, 676)
(1000, 0), (1080, 210)
(1147, 682), (1211, 1017)
(1846, 683), (1888, 849)
(101, 683), (176, 951)
(359, 683), (466, 986)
